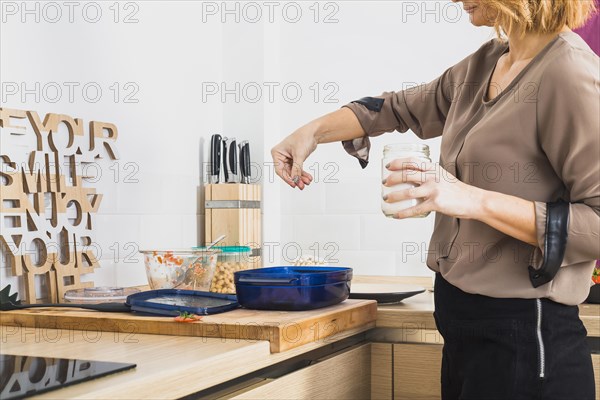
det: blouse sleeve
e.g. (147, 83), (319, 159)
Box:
(532, 48), (600, 268)
(341, 66), (455, 168)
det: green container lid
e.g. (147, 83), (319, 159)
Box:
(193, 246), (252, 254)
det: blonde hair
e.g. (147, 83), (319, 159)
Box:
(480, 0), (597, 36)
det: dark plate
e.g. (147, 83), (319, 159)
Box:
(349, 283), (426, 304)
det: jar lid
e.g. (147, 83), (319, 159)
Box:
(193, 246), (252, 254)
(64, 287), (140, 303)
(383, 143), (430, 157)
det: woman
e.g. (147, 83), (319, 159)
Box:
(271, 0), (599, 398)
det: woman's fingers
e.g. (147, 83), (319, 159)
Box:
(384, 170), (427, 186)
(300, 173), (313, 186)
(271, 149), (297, 188)
(383, 184), (430, 203)
(386, 157), (435, 172)
(301, 170), (314, 182)
(393, 199), (433, 219)
(271, 148), (315, 190)
(290, 151), (308, 190)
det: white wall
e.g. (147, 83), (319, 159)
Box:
(0, 1), (493, 294)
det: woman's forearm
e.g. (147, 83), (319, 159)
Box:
(472, 189), (538, 246)
(308, 108), (366, 144)
(271, 108), (367, 189)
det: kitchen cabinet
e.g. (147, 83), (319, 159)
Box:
(370, 342), (442, 400)
(394, 343), (442, 400)
(371, 343), (393, 399)
(227, 344), (371, 400)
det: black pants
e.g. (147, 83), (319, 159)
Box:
(433, 273), (595, 400)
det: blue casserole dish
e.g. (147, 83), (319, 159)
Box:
(234, 267), (353, 311)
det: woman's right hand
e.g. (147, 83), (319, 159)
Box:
(271, 108), (366, 190)
(271, 127), (317, 190)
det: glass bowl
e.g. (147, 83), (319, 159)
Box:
(139, 249), (220, 291)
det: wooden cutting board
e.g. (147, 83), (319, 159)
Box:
(0, 299), (377, 353)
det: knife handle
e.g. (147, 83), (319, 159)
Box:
(222, 137), (229, 183)
(239, 141), (246, 184)
(210, 134), (222, 184)
(229, 139), (237, 175)
(243, 142), (251, 184)
(229, 139), (238, 181)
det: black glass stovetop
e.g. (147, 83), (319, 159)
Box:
(0, 353), (136, 399)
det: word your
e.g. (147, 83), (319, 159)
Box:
(0, 108), (119, 303)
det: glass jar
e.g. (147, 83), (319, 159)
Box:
(382, 143), (431, 218)
(192, 246), (254, 294)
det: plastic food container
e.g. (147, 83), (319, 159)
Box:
(194, 246), (254, 294)
(234, 266), (353, 311)
(139, 249), (220, 291)
(64, 287), (140, 304)
(126, 289), (239, 316)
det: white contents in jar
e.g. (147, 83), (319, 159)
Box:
(382, 143), (431, 218)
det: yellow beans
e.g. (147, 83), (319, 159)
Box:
(210, 261), (250, 294)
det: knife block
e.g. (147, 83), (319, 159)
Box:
(204, 184), (261, 267)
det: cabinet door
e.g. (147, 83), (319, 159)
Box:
(371, 343), (393, 400)
(230, 344), (371, 400)
(394, 344), (442, 400)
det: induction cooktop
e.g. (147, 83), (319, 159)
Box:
(0, 353), (136, 399)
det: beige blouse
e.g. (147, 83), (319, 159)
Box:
(343, 31), (600, 305)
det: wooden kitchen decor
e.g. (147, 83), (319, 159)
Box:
(0, 108), (119, 303)
(0, 299), (377, 353)
(205, 183), (261, 267)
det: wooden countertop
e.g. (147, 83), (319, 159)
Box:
(354, 276), (600, 337)
(1, 323), (370, 399)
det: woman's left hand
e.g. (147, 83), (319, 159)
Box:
(383, 157), (484, 220)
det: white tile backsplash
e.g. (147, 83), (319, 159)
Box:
(116, 172), (162, 215)
(333, 250), (396, 276)
(139, 214), (184, 249)
(291, 214), (361, 251)
(360, 214), (435, 252)
(114, 257), (148, 288)
(158, 175), (199, 216)
(94, 214), (141, 261)
(182, 214), (202, 248)
(324, 177), (381, 215)
(281, 184), (325, 215)
(80, 262), (117, 287)
(395, 256), (434, 277)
